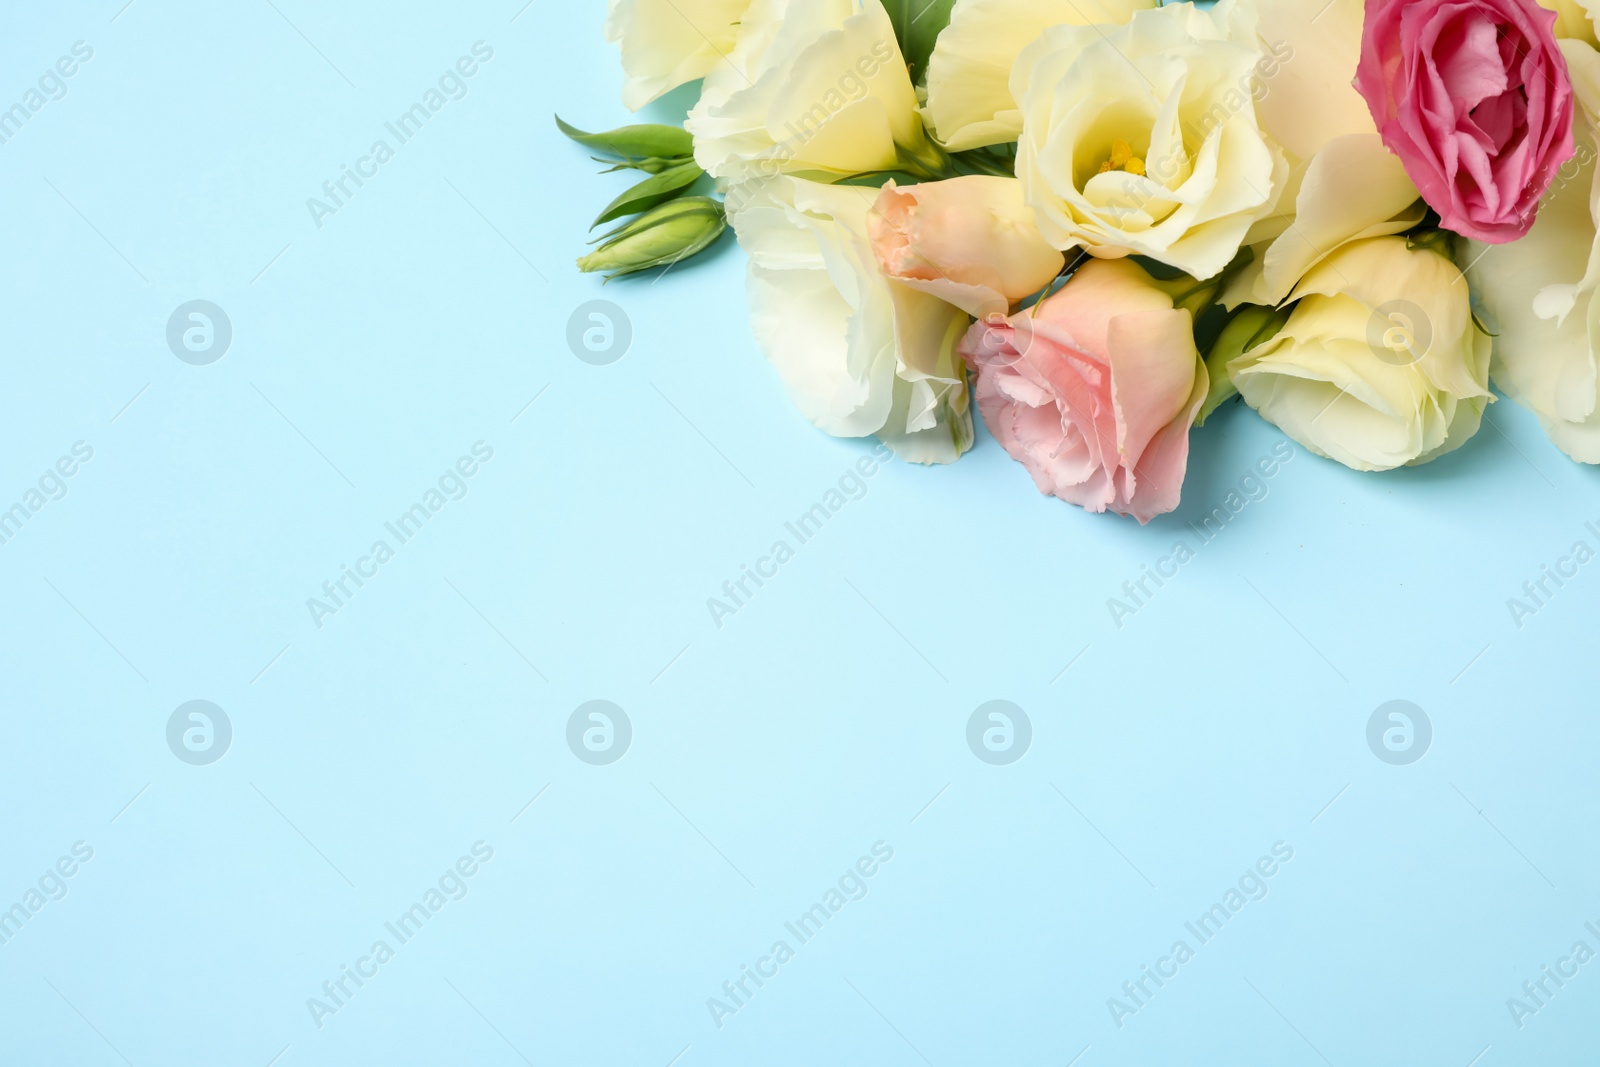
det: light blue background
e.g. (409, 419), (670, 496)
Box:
(2, 2), (1598, 1064)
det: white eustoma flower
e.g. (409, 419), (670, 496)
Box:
(605, 0), (752, 110)
(1011, 0), (1288, 279)
(1230, 237), (1491, 471)
(727, 175), (974, 463)
(923, 0), (1156, 152)
(1539, 0), (1600, 44)
(686, 0), (934, 183)
(1224, 0), (1422, 306)
(1466, 39), (1600, 461)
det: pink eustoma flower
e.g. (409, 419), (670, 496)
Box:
(1355, 0), (1575, 242)
(957, 259), (1208, 524)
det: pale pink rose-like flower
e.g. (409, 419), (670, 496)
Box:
(957, 259), (1208, 524)
(1355, 0), (1575, 243)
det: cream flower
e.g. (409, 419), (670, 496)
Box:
(1466, 39), (1600, 461)
(604, 0), (752, 110)
(923, 0), (1155, 152)
(1225, 0), (1423, 306)
(1540, 0), (1600, 44)
(727, 175), (974, 463)
(686, 0), (932, 184)
(1012, 0), (1288, 279)
(1229, 237), (1491, 471)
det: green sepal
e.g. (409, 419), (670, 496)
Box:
(877, 0), (958, 84)
(593, 161), (705, 227)
(595, 155), (692, 175)
(1196, 303), (1293, 426)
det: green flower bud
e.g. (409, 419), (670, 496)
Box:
(578, 197), (727, 280)
(556, 116), (694, 162)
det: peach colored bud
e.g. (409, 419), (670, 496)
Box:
(869, 176), (1065, 321)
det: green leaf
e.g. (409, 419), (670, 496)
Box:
(592, 162), (705, 227)
(876, 0), (958, 84)
(556, 115), (694, 160)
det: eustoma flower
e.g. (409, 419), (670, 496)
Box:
(957, 260), (1209, 523)
(604, 0), (754, 109)
(727, 175), (974, 463)
(686, 0), (935, 183)
(1539, 0), (1600, 44)
(1011, 0), (1288, 279)
(1225, 0), (1424, 306)
(923, 0), (1155, 152)
(1467, 38), (1600, 460)
(867, 176), (1065, 320)
(575, 0), (1600, 521)
(1226, 237), (1491, 471)
(1355, 0), (1576, 243)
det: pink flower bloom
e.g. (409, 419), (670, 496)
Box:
(1355, 0), (1575, 243)
(957, 259), (1207, 524)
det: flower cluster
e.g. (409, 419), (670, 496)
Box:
(570, 0), (1597, 521)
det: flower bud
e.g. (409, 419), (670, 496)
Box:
(578, 196), (726, 280)
(556, 115), (694, 161)
(869, 176), (1064, 320)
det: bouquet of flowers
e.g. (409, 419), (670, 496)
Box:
(564, 0), (1599, 523)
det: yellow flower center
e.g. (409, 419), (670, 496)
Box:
(1097, 139), (1145, 177)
